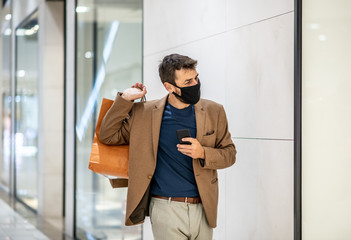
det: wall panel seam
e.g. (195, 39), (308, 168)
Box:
(226, 10), (295, 32)
(232, 137), (294, 141)
(144, 10), (294, 58)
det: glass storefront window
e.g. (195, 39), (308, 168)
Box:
(75, 1), (142, 239)
(0, 1), (12, 191)
(14, 12), (39, 210)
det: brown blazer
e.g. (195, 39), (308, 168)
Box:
(99, 93), (236, 228)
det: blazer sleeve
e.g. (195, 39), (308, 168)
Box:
(201, 105), (237, 169)
(99, 93), (135, 145)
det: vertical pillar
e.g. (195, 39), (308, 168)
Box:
(65, 0), (76, 237)
(37, 0), (64, 218)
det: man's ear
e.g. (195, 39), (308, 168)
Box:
(164, 82), (173, 93)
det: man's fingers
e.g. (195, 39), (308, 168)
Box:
(177, 144), (192, 150)
(130, 84), (147, 95)
(122, 85), (147, 101)
(177, 146), (194, 155)
(134, 84), (147, 96)
(177, 137), (205, 159)
(131, 82), (144, 89)
(178, 147), (192, 153)
(178, 149), (192, 156)
(182, 137), (195, 143)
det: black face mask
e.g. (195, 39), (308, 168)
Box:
(170, 80), (201, 105)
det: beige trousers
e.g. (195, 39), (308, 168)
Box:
(149, 197), (213, 240)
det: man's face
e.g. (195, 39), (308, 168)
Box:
(173, 68), (199, 95)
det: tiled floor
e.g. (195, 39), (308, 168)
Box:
(0, 198), (49, 239)
(0, 190), (70, 240)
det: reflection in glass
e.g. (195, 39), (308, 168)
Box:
(0, 1), (12, 191)
(75, 0), (142, 239)
(15, 12), (39, 210)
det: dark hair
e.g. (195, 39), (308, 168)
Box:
(158, 54), (198, 85)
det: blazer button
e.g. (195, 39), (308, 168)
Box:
(148, 175), (152, 179)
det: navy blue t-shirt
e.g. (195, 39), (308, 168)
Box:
(150, 102), (199, 197)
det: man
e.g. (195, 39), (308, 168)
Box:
(99, 54), (236, 239)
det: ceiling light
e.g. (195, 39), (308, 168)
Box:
(25, 29), (35, 35)
(76, 6), (89, 13)
(318, 34), (327, 41)
(5, 14), (11, 21)
(309, 23), (320, 30)
(16, 29), (25, 36)
(4, 28), (11, 36)
(84, 51), (93, 59)
(17, 70), (26, 78)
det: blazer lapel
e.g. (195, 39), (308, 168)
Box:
(194, 100), (205, 144)
(152, 95), (168, 161)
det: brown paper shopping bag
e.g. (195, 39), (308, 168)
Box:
(88, 98), (129, 179)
